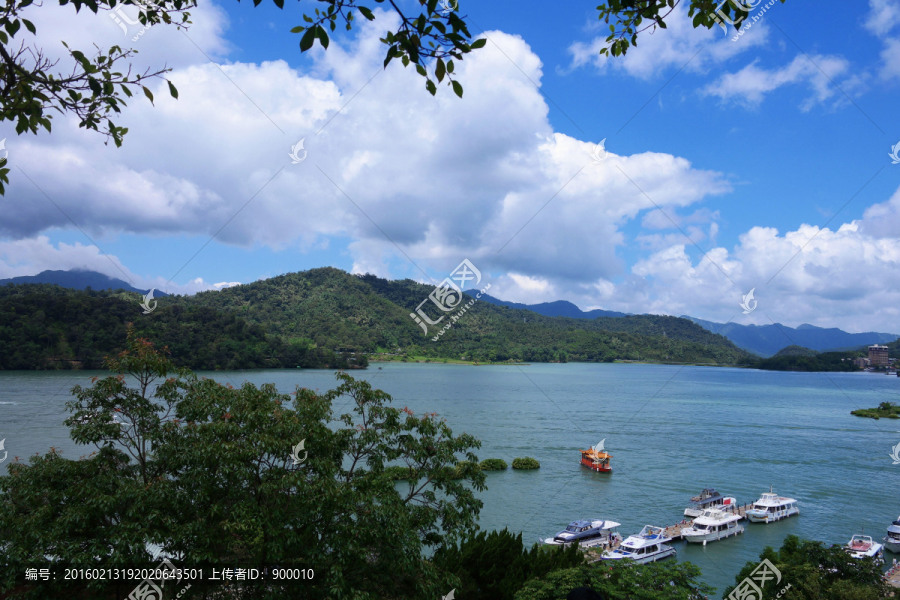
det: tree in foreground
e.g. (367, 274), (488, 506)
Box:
(433, 528), (585, 600)
(722, 534), (888, 600)
(0, 329), (485, 599)
(513, 560), (713, 600)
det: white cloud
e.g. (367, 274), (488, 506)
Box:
(567, 6), (770, 80)
(865, 0), (900, 37)
(608, 188), (900, 332)
(702, 54), (850, 109)
(2, 13), (730, 297)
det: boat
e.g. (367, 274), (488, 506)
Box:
(684, 488), (737, 518)
(845, 534), (884, 564)
(600, 525), (676, 564)
(884, 517), (900, 553)
(681, 508), (744, 543)
(544, 518), (622, 549)
(745, 488), (799, 523)
(580, 439), (612, 473)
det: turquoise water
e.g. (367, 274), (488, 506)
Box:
(2, 362), (900, 595)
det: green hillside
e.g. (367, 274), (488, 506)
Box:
(184, 268), (752, 365)
(0, 284), (363, 370)
(0, 267), (753, 369)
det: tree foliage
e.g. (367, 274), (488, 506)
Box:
(513, 560), (713, 600)
(596, 0), (789, 57)
(432, 528), (584, 600)
(0, 332), (484, 598)
(721, 535), (888, 600)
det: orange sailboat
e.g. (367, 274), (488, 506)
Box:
(580, 438), (612, 473)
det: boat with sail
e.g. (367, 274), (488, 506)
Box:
(580, 439), (612, 473)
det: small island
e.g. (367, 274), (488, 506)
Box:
(851, 402), (900, 419)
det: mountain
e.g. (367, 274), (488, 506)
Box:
(0, 269), (164, 296)
(478, 294), (628, 319)
(0, 268), (752, 369)
(683, 317), (899, 357)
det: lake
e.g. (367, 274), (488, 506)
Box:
(2, 362), (900, 595)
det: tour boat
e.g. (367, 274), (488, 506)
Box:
(681, 508), (744, 543)
(580, 439), (612, 473)
(684, 488), (737, 518)
(544, 518), (622, 549)
(745, 488), (799, 523)
(884, 517), (900, 553)
(600, 525), (676, 564)
(845, 534), (884, 564)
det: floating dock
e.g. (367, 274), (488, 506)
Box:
(885, 560), (900, 588)
(582, 502), (754, 562)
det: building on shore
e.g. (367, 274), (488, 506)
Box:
(868, 344), (890, 367)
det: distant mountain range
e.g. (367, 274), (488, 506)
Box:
(2, 269), (894, 359)
(479, 294), (628, 319)
(0, 269), (163, 296)
(683, 317), (898, 357)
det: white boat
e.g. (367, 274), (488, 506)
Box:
(845, 534), (884, 564)
(745, 488), (799, 523)
(682, 508), (744, 543)
(600, 525), (676, 564)
(884, 517), (900, 553)
(683, 488), (737, 518)
(544, 518), (622, 549)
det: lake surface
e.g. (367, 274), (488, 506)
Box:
(3, 362), (900, 595)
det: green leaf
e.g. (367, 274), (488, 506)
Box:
(315, 25), (329, 49)
(272, 0), (283, 7)
(425, 79), (436, 95)
(358, 6), (374, 20)
(23, 19), (36, 34)
(470, 37), (487, 49)
(451, 79), (463, 98)
(142, 86), (154, 104)
(299, 26), (316, 51)
(167, 80), (178, 99)
(435, 58), (445, 83)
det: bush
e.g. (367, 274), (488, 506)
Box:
(480, 458), (508, 471)
(512, 457), (540, 470)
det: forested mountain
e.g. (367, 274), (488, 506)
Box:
(0, 268), (753, 369)
(185, 268), (751, 365)
(0, 285), (363, 370)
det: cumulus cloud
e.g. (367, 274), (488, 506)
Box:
(602, 187), (900, 332)
(567, 5), (770, 80)
(2, 11), (730, 297)
(702, 54), (851, 109)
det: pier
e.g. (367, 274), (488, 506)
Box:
(886, 560), (900, 588)
(583, 501), (755, 562)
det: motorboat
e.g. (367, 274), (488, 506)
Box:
(580, 439), (611, 473)
(600, 525), (676, 564)
(845, 534), (884, 564)
(884, 517), (900, 553)
(745, 488), (799, 523)
(684, 488), (737, 518)
(682, 508), (744, 543)
(544, 518), (622, 549)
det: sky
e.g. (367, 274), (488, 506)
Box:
(1, 0), (899, 333)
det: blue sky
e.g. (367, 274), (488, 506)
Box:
(2, 0), (899, 332)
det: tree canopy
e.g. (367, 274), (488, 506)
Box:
(0, 330), (485, 598)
